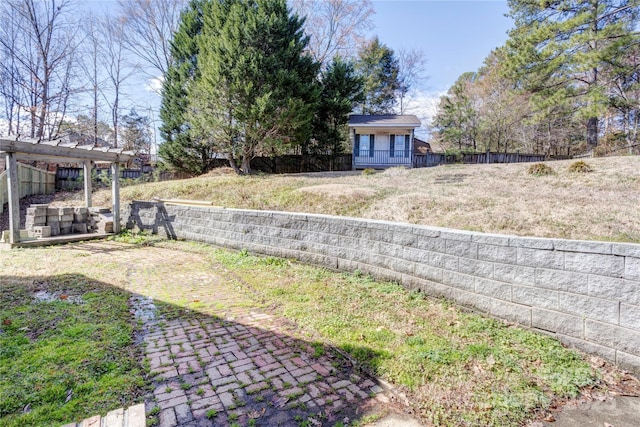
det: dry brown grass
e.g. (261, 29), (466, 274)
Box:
(85, 156), (640, 242)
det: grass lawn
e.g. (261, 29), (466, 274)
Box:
(80, 155), (640, 243)
(0, 273), (146, 427)
(163, 240), (601, 427)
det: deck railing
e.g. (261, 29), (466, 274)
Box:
(353, 150), (411, 167)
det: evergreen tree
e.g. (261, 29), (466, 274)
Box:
(505, 0), (640, 147)
(432, 73), (479, 151)
(355, 37), (400, 115)
(310, 57), (364, 156)
(158, 0), (210, 174)
(188, 0), (319, 174)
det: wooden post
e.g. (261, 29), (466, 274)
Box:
(6, 152), (20, 243)
(111, 162), (120, 234)
(83, 160), (92, 207)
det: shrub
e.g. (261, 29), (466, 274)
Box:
(528, 163), (554, 176)
(568, 160), (593, 173)
(362, 168), (376, 176)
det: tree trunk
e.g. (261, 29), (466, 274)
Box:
(587, 117), (598, 147)
(241, 155), (251, 175)
(226, 154), (243, 175)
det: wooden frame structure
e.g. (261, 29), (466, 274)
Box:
(0, 137), (134, 245)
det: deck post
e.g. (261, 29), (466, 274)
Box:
(6, 152), (20, 243)
(111, 162), (120, 234)
(83, 160), (92, 207)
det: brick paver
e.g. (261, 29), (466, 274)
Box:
(121, 245), (389, 427)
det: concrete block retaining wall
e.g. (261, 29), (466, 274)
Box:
(124, 201), (640, 373)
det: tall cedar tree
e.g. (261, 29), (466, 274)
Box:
(310, 57), (364, 157)
(355, 37), (400, 115)
(505, 0), (640, 147)
(188, 0), (319, 174)
(158, 0), (209, 175)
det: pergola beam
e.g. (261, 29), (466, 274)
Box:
(0, 138), (133, 163)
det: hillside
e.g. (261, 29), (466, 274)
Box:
(84, 156), (639, 243)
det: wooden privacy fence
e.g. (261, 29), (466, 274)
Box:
(0, 163), (55, 214)
(414, 151), (571, 167)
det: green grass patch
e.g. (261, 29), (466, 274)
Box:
(0, 275), (146, 427)
(207, 247), (597, 427)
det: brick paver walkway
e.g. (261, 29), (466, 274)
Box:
(118, 244), (392, 427)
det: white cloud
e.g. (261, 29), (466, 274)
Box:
(144, 75), (164, 94)
(402, 90), (445, 140)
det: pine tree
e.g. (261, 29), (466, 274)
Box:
(158, 0), (210, 174)
(310, 57), (364, 156)
(355, 37), (400, 115)
(188, 0), (319, 174)
(505, 0), (640, 147)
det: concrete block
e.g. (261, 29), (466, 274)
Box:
(377, 242), (404, 258)
(493, 264), (535, 286)
(513, 285), (558, 309)
(558, 293), (619, 324)
(612, 243), (640, 258)
(474, 277), (511, 300)
(490, 299), (531, 326)
(441, 270), (475, 292)
(477, 244), (517, 264)
(553, 239), (612, 255)
(393, 230), (417, 247)
(564, 252), (625, 277)
(414, 263), (443, 283)
(416, 279), (456, 300)
(415, 236), (446, 252)
(625, 257), (640, 281)
(471, 233), (510, 246)
(532, 308), (583, 338)
(73, 223), (88, 234)
(47, 207), (59, 215)
(509, 237), (554, 250)
(517, 248), (564, 269)
(58, 207), (74, 215)
(588, 275), (640, 305)
(455, 289), (492, 313)
(60, 226), (72, 235)
(616, 351), (640, 374)
(458, 257), (493, 279)
(31, 226), (51, 238)
(60, 214), (74, 222)
(620, 303), (640, 330)
(558, 335), (617, 362)
(440, 230), (474, 242)
(535, 268), (589, 293)
(412, 226), (441, 239)
(584, 320), (640, 356)
(445, 239), (477, 259)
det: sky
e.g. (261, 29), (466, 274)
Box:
(1, 0), (514, 140)
(368, 0), (513, 134)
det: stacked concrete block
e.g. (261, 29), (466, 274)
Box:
(21, 203), (114, 238)
(25, 204), (47, 237)
(124, 201), (640, 374)
(47, 207), (60, 236)
(73, 207), (89, 234)
(90, 207), (114, 234)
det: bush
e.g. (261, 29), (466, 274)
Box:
(568, 160), (593, 173)
(528, 163), (554, 176)
(362, 168), (376, 176)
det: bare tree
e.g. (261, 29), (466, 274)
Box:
(118, 0), (187, 81)
(396, 48), (429, 114)
(101, 14), (134, 148)
(0, 0), (80, 140)
(291, 0), (375, 66)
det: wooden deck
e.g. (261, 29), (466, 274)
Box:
(0, 232), (113, 250)
(61, 404), (146, 427)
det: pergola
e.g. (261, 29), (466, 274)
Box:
(0, 136), (134, 245)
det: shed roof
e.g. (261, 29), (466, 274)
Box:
(0, 136), (134, 163)
(348, 114), (421, 128)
